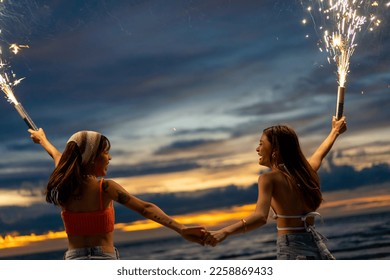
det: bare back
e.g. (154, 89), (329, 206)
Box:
(268, 171), (315, 234)
(62, 177), (115, 252)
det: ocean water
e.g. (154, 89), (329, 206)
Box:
(4, 210), (390, 260)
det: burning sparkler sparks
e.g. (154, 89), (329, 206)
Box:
(0, 69), (38, 130)
(0, 2), (37, 130)
(9, 43), (29, 54)
(301, 0), (388, 119)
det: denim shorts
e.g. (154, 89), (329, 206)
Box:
(277, 232), (334, 260)
(64, 246), (120, 260)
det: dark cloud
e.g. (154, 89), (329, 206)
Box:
(320, 161), (390, 192)
(108, 160), (201, 178)
(0, 205), (62, 235)
(0, 170), (50, 190)
(171, 126), (232, 136)
(155, 139), (219, 155)
(5, 140), (37, 152)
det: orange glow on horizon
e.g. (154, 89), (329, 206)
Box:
(0, 231), (67, 249)
(115, 204), (256, 232)
(0, 204), (256, 250)
(1, 194), (390, 251)
(321, 194), (390, 212)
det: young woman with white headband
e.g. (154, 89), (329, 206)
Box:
(29, 129), (204, 260)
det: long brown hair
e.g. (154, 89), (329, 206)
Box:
(46, 135), (110, 206)
(263, 125), (322, 209)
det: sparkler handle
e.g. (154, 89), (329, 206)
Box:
(335, 86), (345, 120)
(14, 103), (38, 130)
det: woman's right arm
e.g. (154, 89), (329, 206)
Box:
(103, 179), (205, 244)
(28, 128), (62, 167)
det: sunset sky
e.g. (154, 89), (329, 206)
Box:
(0, 0), (389, 257)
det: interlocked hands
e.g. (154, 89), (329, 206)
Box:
(181, 227), (227, 247)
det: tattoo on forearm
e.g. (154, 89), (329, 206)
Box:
(117, 191), (131, 204)
(153, 215), (172, 225)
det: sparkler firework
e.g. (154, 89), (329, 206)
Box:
(0, 2), (37, 130)
(0, 68), (38, 130)
(302, 0), (387, 119)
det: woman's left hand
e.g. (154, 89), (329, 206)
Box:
(203, 230), (228, 247)
(181, 226), (207, 245)
(28, 128), (47, 144)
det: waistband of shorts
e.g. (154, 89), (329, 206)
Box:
(277, 232), (314, 242)
(65, 246), (116, 255)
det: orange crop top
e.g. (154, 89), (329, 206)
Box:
(61, 179), (115, 236)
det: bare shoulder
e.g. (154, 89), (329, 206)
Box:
(102, 179), (119, 190)
(102, 179), (132, 205)
(258, 171), (284, 185)
(257, 172), (278, 193)
(103, 179), (128, 192)
(101, 179), (120, 194)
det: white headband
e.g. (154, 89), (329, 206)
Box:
(67, 131), (102, 166)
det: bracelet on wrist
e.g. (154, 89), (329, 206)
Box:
(241, 218), (247, 233)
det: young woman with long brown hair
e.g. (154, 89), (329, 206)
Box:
(203, 116), (347, 259)
(29, 129), (204, 259)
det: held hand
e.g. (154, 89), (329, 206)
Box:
(203, 229), (228, 247)
(28, 128), (47, 144)
(181, 226), (207, 246)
